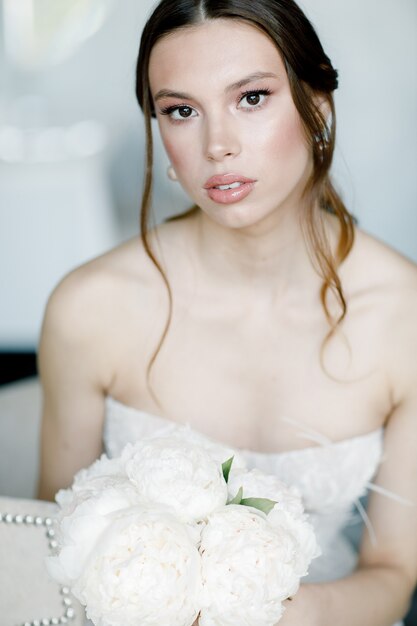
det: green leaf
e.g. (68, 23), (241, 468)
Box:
(240, 497), (277, 515)
(222, 456), (234, 483)
(227, 486), (243, 505)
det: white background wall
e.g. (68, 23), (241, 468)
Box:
(301, 0), (417, 261)
(0, 0), (416, 348)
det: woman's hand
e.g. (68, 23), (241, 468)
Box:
(277, 586), (319, 626)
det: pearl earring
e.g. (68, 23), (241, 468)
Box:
(167, 165), (178, 181)
(314, 123), (331, 150)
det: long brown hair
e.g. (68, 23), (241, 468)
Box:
(135, 0), (355, 405)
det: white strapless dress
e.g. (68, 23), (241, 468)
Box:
(102, 396), (404, 626)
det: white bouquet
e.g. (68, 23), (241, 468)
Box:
(47, 427), (319, 626)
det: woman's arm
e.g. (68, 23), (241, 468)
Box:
(193, 389), (416, 626)
(37, 268), (113, 501)
(280, 406), (416, 625)
(280, 565), (412, 626)
(280, 287), (417, 626)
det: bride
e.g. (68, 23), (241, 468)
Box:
(37, 0), (417, 624)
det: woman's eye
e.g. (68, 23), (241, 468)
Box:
(172, 106), (197, 120)
(239, 90), (270, 110)
(161, 105), (198, 121)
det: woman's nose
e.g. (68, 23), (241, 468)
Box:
(203, 115), (241, 162)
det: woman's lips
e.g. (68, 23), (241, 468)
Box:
(203, 173), (257, 205)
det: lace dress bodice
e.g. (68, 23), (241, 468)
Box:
(102, 396), (403, 626)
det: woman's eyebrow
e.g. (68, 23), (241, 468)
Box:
(225, 71), (278, 93)
(154, 88), (191, 102)
(154, 71), (278, 102)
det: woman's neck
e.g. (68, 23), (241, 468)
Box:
(190, 205), (336, 309)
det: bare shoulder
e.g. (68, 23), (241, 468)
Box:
(44, 232), (168, 331)
(347, 227), (417, 399)
(345, 227), (417, 291)
(342, 227), (417, 315)
(41, 218), (190, 360)
(47, 237), (151, 307)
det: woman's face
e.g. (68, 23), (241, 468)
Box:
(149, 19), (312, 230)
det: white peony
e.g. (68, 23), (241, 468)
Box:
(47, 483), (142, 584)
(54, 451), (132, 519)
(47, 433), (319, 626)
(227, 467), (305, 518)
(268, 508), (320, 578)
(73, 451), (126, 484)
(123, 436), (229, 522)
(122, 423), (247, 472)
(73, 505), (202, 626)
(199, 505), (313, 626)
(56, 475), (141, 519)
(161, 424), (248, 472)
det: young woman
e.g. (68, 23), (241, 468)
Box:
(37, 1), (417, 624)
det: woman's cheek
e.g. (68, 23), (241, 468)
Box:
(162, 133), (194, 177)
(269, 121), (310, 189)
(161, 133), (187, 175)
(262, 106), (306, 159)
(161, 132), (204, 198)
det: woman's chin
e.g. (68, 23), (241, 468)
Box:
(199, 201), (283, 233)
